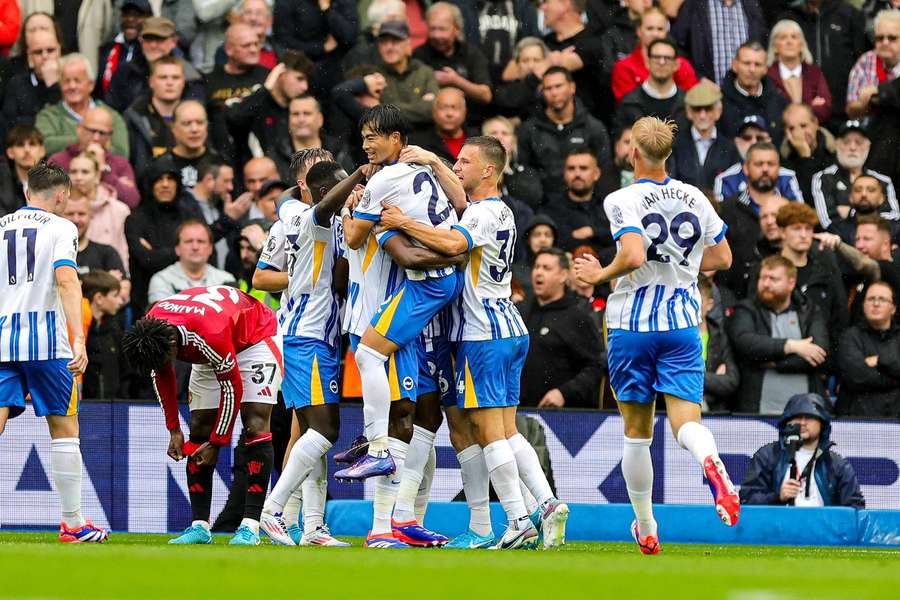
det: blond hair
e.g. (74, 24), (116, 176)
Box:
(631, 117), (677, 165)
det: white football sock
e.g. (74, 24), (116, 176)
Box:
(623, 436), (656, 538)
(282, 490), (302, 527)
(264, 428), (331, 513)
(192, 520), (210, 531)
(393, 425), (435, 523)
(483, 439), (527, 524)
(677, 421), (720, 465)
(301, 455), (328, 531)
(240, 517), (259, 536)
(508, 433), (554, 507)
(355, 344), (391, 454)
(50, 438), (85, 528)
(371, 438), (407, 535)
(520, 480), (538, 515)
(457, 444), (492, 537)
(415, 445), (436, 524)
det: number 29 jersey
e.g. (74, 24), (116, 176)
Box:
(604, 177), (727, 333)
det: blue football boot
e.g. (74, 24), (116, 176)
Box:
(168, 523), (212, 545)
(444, 530), (496, 549)
(334, 451), (395, 481)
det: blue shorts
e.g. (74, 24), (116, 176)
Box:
(350, 334), (418, 402)
(0, 359), (79, 418)
(417, 334), (456, 406)
(606, 327), (704, 404)
(455, 336), (528, 409)
(371, 274), (463, 348)
(282, 336), (341, 409)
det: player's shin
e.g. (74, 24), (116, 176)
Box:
(414, 445), (437, 524)
(458, 444), (492, 537)
(676, 421), (720, 465)
(301, 456), (328, 530)
(508, 433), (554, 507)
(242, 432), (274, 534)
(483, 439), (528, 525)
(392, 425), (435, 523)
(185, 435), (215, 526)
(623, 436), (657, 537)
(264, 429), (331, 514)
(355, 344), (392, 455)
(50, 437), (85, 528)
(371, 437), (408, 535)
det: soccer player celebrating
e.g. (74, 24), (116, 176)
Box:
(0, 163), (109, 543)
(122, 286), (282, 546)
(573, 116), (739, 555)
(379, 136), (569, 550)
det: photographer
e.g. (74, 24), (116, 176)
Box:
(740, 393), (865, 507)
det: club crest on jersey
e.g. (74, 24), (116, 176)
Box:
(402, 376), (414, 391)
(329, 380), (339, 394)
(266, 235), (277, 253)
(612, 206), (624, 225)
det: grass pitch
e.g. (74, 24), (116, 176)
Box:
(1, 532), (898, 599)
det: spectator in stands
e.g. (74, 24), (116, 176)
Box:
(330, 65), (386, 166)
(80, 270), (126, 400)
(153, 100), (218, 191)
(540, 148), (614, 261)
(780, 103), (836, 203)
(517, 66), (611, 197)
(375, 20), (439, 127)
(35, 53), (130, 158)
(66, 151), (130, 269)
(757, 194), (789, 255)
(19, 0), (115, 75)
(672, 0), (768, 85)
(454, 0), (539, 84)
(811, 121), (900, 234)
(409, 87), (472, 163)
(847, 9), (900, 121)
(720, 41), (789, 146)
(1, 28), (61, 136)
(48, 106), (139, 208)
(518, 247), (603, 409)
(599, 0), (650, 82)
(482, 115), (543, 211)
(123, 54), (183, 171)
(493, 36), (545, 121)
(615, 38), (686, 131)
(191, 0), (240, 75)
(599, 125), (635, 192)
(62, 194), (126, 277)
(669, 81), (739, 193)
(512, 214), (558, 303)
(847, 216), (900, 296)
(188, 159), (247, 271)
(242, 157), (280, 222)
(698, 275), (739, 412)
(836, 281), (900, 418)
(147, 219), (236, 304)
(612, 7), (697, 104)
(104, 16), (205, 113)
(826, 174), (900, 247)
(714, 116), (803, 203)
(341, 0), (406, 71)
(740, 393), (864, 507)
(97, 1), (152, 97)
(212, 0), (278, 71)
(765, 20), (832, 125)
(272, 94), (343, 182)
(234, 221), (280, 310)
(0, 125), (45, 215)
(412, 2), (492, 112)
(778, 0), (866, 124)
(728, 255), (829, 415)
(253, 180), (288, 223)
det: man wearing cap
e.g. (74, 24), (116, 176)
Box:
(811, 120), (900, 232)
(97, 0), (152, 96)
(669, 80), (739, 193)
(104, 16), (205, 113)
(740, 393), (864, 507)
(375, 20), (440, 127)
(720, 41), (790, 146)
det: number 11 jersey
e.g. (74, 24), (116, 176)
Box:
(604, 177), (727, 333)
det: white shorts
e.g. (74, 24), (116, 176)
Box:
(188, 336), (284, 411)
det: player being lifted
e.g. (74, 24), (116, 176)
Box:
(379, 136), (569, 549)
(0, 163), (108, 543)
(573, 117), (739, 555)
(122, 285), (283, 546)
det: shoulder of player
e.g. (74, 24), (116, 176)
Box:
(369, 162), (414, 184)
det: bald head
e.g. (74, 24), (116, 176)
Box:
(243, 157), (279, 197)
(225, 23), (261, 70)
(433, 87), (466, 136)
(77, 107), (114, 150)
(172, 101), (208, 153)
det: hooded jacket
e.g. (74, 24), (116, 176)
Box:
(739, 393), (865, 507)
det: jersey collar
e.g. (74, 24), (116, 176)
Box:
(20, 206), (46, 212)
(636, 177), (671, 186)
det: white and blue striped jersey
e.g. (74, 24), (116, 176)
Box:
(0, 206), (78, 361)
(342, 230), (405, 338)
(604, 177), (727, 333)
(277, 200), (341, 347)
(257, 219), (286, 271)
(354, 162), (458, 281)
(449, 198), (527, 342)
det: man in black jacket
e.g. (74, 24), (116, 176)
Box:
(698, 275), (740, 412)
(517, 248), (603, 409)
(615, 38), (686, 131)
(0, 29), (62, 141)
(727, 255), (829, 414)
(740, 393), (864, 507)
(720, 42), (789, 146)
(780, 103), (835, 203)
(123, 55), (183, 173)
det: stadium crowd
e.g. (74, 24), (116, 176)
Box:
(1, 0), (900, 423)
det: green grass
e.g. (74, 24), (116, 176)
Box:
(1, 532), (898, 599)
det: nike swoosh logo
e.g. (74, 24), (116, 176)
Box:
(390, 479), (401, 485)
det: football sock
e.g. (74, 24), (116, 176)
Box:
(50, 437), (85, 528)
(520, 480), (539, 515)
(264, 429), (331, 514)
(371, 437), (407, 535)
(483, 439), (527, 524)
(243, 433), (274, 522)
(508, 433), (554, 506)
(301, 455), (328, 531)
(240, 517), (259, 536)
(355, 344), (391, 455)
(415, 445), (437, 524)
(283, 491), (302, 528)
(458, 444), (492, 537)
(676, 421), (720, 465)
(393, 425), (435, 523)
(623, 436), (657, 538)
(186, 435), (214, 523)
(192, 520), (210, 531)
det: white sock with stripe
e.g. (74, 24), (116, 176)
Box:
(508, 433), (554, 507)
(371, 437), (407, 535)
(457, 444), (492, 537)
(301, 455), (328, 531)
(51, 437), (85, 528)
(483, 439), (528, 525)
(355, 344), (391, 454)
(264, 429), (331, 513)
(623, 436), (657, 538)
(415, 445), (437, 524)
(392, 425), (435, 523)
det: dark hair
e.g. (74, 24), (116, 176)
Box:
(857, 213), (893, 236)
(542, 65), (573, 82)
(290, 93), (321, 113)
(464, 135), (508, 173)
(6, 124), (44, 147)
(535, 247), (570, 269)
(648, 38), (678, 58)
(289, 148), (334, 182)
(28, 161), (70, 195)
(565, 146), (597, 163)
(344, 64), (381, 81)
(359, 104), (411, 145)
(281, 49), (314, 78)
(746, 140), (779, 162)
(81, 270), (121, 300)
(305, 160), (346, 202)
(175, 218), (213, 244)
(197, 158), (229, 181)
(736, 40), (766, 57)
(149, 54), (183, 76)
(122, 317), (178, 373)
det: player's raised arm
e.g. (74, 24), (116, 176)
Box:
(379, 203), (470, 256)
(253, 221), (288, 292)
(55, 265), (87, 375)
(382, 230), (467, 269)
(399, 145), (467, 215)
(573, 231), (645, 285)
(338, 166), (382, 249)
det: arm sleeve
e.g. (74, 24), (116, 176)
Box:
(52, 221), (79, 269)
(452, 204), (494, 251)
(837, 329), (897, 390)
(125, 216), (177, 273)
(701, 193), (728, 245)
(738, 447), (782, 505)
(604, 191), (643, 241)
(833, 454), (865, 508)
(354, 175), (396, 221)
(209, 349), (244, 446)
(257, 221), (286, 270)
(327, 0), (359, 46)
(151, 364), (180, 432)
